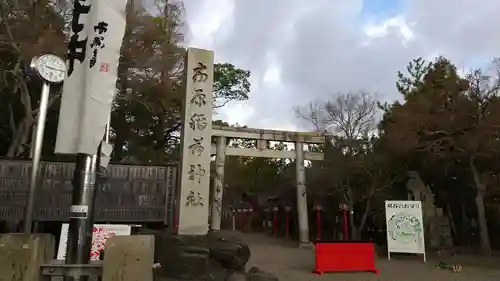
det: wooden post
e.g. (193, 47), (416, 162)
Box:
(264, 209), (269, 232)
(315, 203), (323, 241)
(285, 206), (291, 237)
(272, 207), (278, 237)
(247, 208), (253, 231)
(232, 210), (236, 231)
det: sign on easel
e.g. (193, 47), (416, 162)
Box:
(385, 200), (426, 262)
(57, 224), (131, 260)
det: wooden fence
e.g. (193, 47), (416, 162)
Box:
(0, 160), (177, 224)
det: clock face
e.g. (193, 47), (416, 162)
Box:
(35, 54), (67, 83)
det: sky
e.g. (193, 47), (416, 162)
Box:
(182, 0), (500, 131)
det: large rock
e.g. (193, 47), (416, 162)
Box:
(137, 229), (251, 280)
(208, 235), (251, 271)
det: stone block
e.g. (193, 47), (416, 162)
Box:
(0, 233), (55, 281)
(102, 235), (154, 281)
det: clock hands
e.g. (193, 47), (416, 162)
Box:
(46, 65), (65, 72)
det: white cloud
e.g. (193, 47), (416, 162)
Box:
(217, 102), (254, 126)
(184, 0), (500, 131)
(183, 0), (234, 54)
(262, 66), (281, 85)
(363, 16), (415, 46)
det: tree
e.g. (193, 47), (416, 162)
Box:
(222, 138), (294, 203)
(295, 91), (396, 238)
(0, 0), (68, 158)
(0, 0), (251, 164)
(395, 57), (431, 100)
(213, 63), (251, 109)
(381, 57), (500, 255)
(110, 0), (186, 164)
(323, 135), (401, 239)
(294, 91), (377, 139)
(109, 25), (252, 163)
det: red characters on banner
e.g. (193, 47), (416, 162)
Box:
(90, 227), (116, 259)
(100, 62), (109, 72)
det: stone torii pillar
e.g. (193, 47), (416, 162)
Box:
(295, 141), (310, 245)
(210, 136), (227, 230)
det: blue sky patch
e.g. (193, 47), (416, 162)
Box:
(361, 0), (405, 20)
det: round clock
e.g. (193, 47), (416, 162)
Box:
(34, 54), (67, 83)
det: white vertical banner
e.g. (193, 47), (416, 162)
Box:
(177, 48), (214, 235)
(385, 200), (426, 262)
(55, 0), (128, 154)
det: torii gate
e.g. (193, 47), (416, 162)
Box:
(210, 125), (324, 246)
(176, 48), (324, 247)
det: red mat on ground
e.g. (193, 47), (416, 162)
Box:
(313, 241), (379, 275)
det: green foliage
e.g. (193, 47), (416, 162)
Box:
(223, 141), (294, 201)
(379, 56), (500, 254)
(213, 63), (251, 109)
(396, 57), (431, 99)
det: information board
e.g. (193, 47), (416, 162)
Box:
(385, 200), (426, 262)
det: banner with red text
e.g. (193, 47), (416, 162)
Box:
(55, 0), (127, 154)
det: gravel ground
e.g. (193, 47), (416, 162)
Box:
(226, 231), (500, 281)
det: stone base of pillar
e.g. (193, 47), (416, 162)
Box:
(298, 241), (315, 250)
(137, 228), (251, 280)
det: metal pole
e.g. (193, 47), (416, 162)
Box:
(29, 124), (36, 159)
(105, 112), (111, 143)
(64, 152), (99, 281)
(24, 82), (51, 233)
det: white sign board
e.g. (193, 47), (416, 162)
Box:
(385, 200), (426, 262)
(57, 224), (131, 260)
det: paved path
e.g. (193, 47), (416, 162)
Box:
(228, 231), (500, 281)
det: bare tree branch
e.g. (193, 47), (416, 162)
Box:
(294, 91), (378, 141)
(324, 91), (377, 140)
(293, 101), (325, 132)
